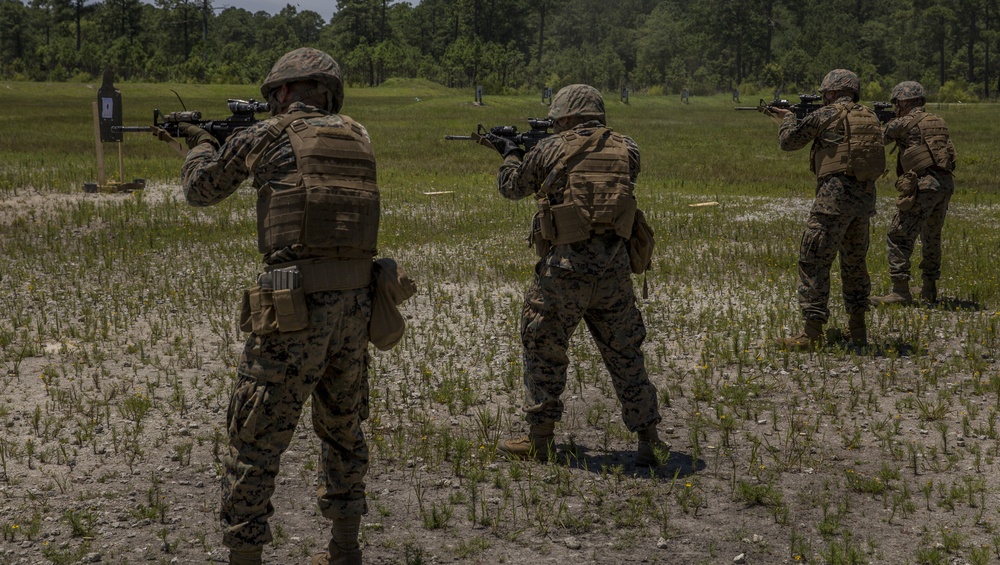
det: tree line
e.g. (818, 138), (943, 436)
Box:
(2, 0), (997, 100)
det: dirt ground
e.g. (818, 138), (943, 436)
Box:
(2, 186), (999, 565)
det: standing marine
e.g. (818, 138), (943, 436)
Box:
(482, 84), (667, 466)
(177, 48), (378, 565)
(772, 69), (886, 349)
(870, 81), (957, 306)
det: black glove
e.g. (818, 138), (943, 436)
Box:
(178, 122), (218, 149)
(484, 133), (524, 159)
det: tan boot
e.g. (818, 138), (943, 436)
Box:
(498, 422), (555, 461)
(920, 280), (938, 304)
(775, 319), (824, 351)
(636, 426), (671, 467)
(870, 280), (913, 306)
(312, 516), (362, 565)
(844, 312), (867, 347)
(229, 548), (262, 565)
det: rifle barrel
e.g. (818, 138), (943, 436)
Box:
(444, 135), (473, 140)
(113, 126), (154, 133)
(734, 107), (763, 111)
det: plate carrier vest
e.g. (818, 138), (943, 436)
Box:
(810, 102), (886, 181)
(247, 111), (379, 259)
(536, 127), (637, 246)
(897, 112), (957, 175)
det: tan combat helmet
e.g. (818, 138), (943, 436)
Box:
(890, 81), (926, 105)
(260, 47), (344, 113)
(547, 84), (607, 125)
(818, 69), (860, 102)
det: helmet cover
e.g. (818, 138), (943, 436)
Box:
(260, 47), (344, 113)
(547, 84), (607, 124)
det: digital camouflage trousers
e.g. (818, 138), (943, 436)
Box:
(520, 261), (660, 432)
(886, 174), (953, 284)
(798, 211), (872, 323)
(221, 288), (372, 552)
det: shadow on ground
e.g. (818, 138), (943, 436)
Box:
(549, 444), (706, 480)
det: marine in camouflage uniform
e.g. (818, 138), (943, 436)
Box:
(871, 81), (957, 306)
(176, 48), (373, 565)
(483, 84), (666, 466)
(773, 69), (886, 349)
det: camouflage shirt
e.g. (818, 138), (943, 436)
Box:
(778, 95), (876, 217)
(182, 102), (373, 265)
(497, 120), (640, 276)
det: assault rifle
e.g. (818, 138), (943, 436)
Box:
(736, 94), (823, 120)
(873, 102), (895, 124)
(445, 118), (553, 151)
(114, 98), (270, 155)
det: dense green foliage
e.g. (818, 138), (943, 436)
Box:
(4, 0), (1000, 98)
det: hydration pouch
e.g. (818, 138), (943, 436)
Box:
(549, 202), (591, 245)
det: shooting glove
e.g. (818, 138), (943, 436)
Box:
(484, 133), (524, 159)
(178, 122), (218, 149)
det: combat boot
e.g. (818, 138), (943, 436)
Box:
(870, 280), (913, 306)
(229, 548), (262, 565)
(636, 426), (671, 467)
(775, 319), (824, 351)
(920, 280), (938, 304)
(497, 422), (555, 461)
(312, 516), (362, 565)
(844, 312), (867, 347)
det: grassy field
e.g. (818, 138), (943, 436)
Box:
(2, 80), (1000, 564)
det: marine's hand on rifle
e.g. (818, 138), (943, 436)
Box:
(770, 107), (792, 119)
(151, 126), (174, 144)
(178, 122), (219, 149)
(484, 133), (524, 159)
(149, 126), (189, 157)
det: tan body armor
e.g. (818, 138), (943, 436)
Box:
(811, 102), (886, 181)
(248, 111), (380, 259)
(536, 128), (637, 246)
(898, 113), (956, 174)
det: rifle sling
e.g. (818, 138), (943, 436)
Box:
(889, 112), (929, 155)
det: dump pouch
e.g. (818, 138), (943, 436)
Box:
(628, 208), (655, 274)
(369, 258), (417, 351)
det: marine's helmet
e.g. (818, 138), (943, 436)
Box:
(260, 47), (344, 113)
(890, 81), (926, 105)
(547, 84), (606, 125)
(818, 69), (860, 102)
